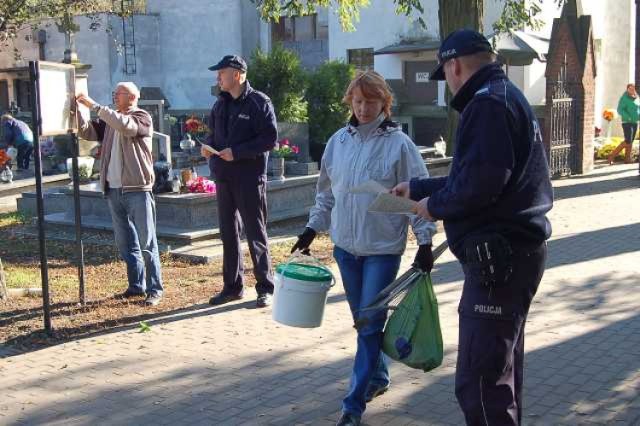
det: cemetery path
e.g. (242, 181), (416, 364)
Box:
(1, 163), (639, 426)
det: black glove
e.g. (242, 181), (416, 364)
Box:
(290, 227), (317, 254)
(413, 244), (434, 272)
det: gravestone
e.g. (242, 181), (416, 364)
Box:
(278, 122), (319, 175)
(278, 122), (310, 162)
(152, 132), (171, 162)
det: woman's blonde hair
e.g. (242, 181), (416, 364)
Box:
(343, 70), (394, 119)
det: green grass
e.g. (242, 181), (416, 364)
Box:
(0, 211), (28, 228)
(4, 268), (39, 289)
(4, 267), (80, 290)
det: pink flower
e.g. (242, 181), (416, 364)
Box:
(292, 146), (299, 154)
(186, 177), (216, 193)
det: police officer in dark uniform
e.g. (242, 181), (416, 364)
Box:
(203, 55), (277, 308)
(393, 30), (553, 425)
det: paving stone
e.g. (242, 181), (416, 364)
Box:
(1, 164), (639, 425)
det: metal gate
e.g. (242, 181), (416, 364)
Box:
(548, 59), (579, 177)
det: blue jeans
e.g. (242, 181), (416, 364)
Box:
(333, 246), (401, 417)
(107, 189), (163, 296)
(16, 143), (33, 169)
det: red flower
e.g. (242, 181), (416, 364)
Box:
(0, 150), (9, 168)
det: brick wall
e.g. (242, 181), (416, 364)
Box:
(580, 33), (596, 175)
(544, 13), (596, 176)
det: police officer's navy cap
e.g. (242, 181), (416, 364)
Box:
(208, 55), (247, 72)
(430, 29), (493, 81)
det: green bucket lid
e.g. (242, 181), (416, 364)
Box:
(276, 263), (332, 282)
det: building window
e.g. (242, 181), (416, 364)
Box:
(14, 79), (32, 112)
(348, 48), (374, 71)
(295, 15), (315, 41)
(317, 13), (329, 40)
(0, 80), (9, 112)
(272, 14), (326, 43)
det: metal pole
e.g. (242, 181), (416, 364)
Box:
(29, 61), (52, 333)
(71, 133), (86, 305)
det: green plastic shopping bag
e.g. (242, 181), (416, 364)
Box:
(382, 272), (443, 372)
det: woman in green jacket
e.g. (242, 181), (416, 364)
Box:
(609, 83), (640, 164)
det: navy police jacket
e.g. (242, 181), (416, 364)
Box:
(410, 63), (553, 259)
(206, 81), (277, 181)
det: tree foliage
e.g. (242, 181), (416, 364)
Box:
(307, 60), (355, 145)
(254, 0), (426, 31)
(0, 0), (144, 47)
(253, 0), (565, 35)
(247, 44), (309, 123)
(253, 0), (566, 153)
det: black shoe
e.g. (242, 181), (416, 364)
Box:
(336, 413), (361, 426)
(115, 289), (146, 299)
(209, 292), (243, 306)
(365, 383), (390, 402)
(256, 293), (272, 308)
(144, 294), (162, 306)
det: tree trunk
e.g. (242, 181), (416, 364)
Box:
(438, 0), (484, 155)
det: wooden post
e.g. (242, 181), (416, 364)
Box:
(0, 258), (7, 300)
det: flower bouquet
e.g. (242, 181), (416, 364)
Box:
(602, 108), (618, 140)
(183, 115), (210, 142)
(594, 109), (620, 158)
(0, 150), (12, 179)
(602, 109), (616, 123)
(0, 150), (12, 183)
(39, 137), (60, 173)
(186, 176), (216, 194)
(271, 138), (300, 160)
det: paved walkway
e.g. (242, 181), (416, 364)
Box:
(1, 164), (639, 425)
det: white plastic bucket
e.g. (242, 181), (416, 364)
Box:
(273, 260), (334, 328)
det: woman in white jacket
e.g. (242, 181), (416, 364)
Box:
(291, 70), (437, 426)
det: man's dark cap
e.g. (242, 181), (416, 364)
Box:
(430, 29), (493, 81)
(208, 55), (247, 72)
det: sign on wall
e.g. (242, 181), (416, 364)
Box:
(37, 61), (76, 136)
(404, 61), (438, 105)
(416, 72), (431, 83)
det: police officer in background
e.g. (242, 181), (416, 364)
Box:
(202, 55), (277, 308)
(393, 30), (553, 425)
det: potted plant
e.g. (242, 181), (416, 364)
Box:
(66, 157), (94, 182)
(267, 152), (285, 181)
(269, 139), (299, 180)
(40, 137), (58, 175)
(183, 115), (210, 155)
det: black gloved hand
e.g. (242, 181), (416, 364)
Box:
(413, 244), (434, 272)
(290, 227), (317, 255)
